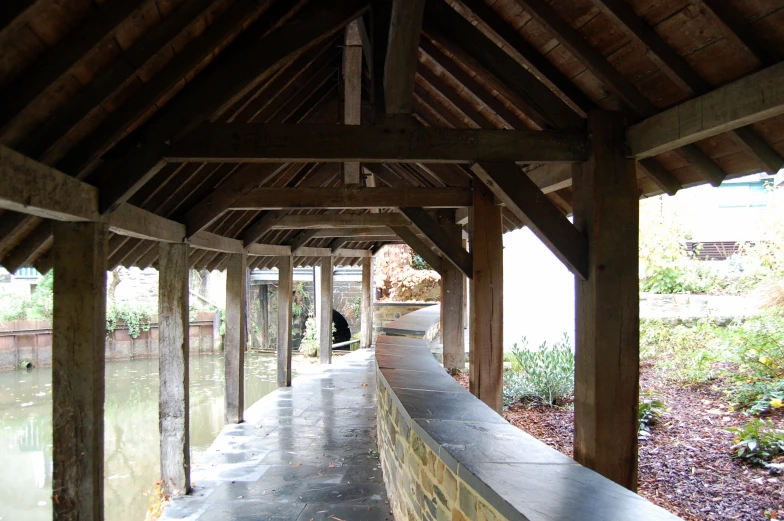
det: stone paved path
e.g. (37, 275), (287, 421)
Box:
(161, 349), (392, 521)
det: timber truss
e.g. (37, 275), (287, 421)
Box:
(1, 0), (784, 508)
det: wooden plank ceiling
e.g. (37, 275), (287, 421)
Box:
(0, 0), (782, 272)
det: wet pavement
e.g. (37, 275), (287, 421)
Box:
(160, 349), (392, 521)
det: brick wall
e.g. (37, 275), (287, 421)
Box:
(376, 371), (508, 521)
(333, 280), (362, 333)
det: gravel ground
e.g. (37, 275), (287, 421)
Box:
(454, 369), (784, 520)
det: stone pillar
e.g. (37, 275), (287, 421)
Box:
(225, 253), (247, 424)
(52, 222), (107, 521)
(319, 257), (334, 364)
(574, 111), (640, 490)
(158, 242), (190, 495)
(277, 256), (294, 387)
(360, 256), (373, 349)
(470, 179), (504, 413)
(439, 211), (465, 372)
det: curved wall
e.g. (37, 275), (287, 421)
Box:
(375, 310), (680, 521)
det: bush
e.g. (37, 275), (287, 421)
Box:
(727, 419), (784, 465)
(639, 390), (666, 438)
(504, 334), (574, 406)
(729, 308), (784, 380)
(0, 288), (29, 321)
(29, 270), (53, 318)
(299, 317), (318, 357)
(106, 302), (156, 339)
(640, 318), (729, 383)
(729, 379), (784, 416)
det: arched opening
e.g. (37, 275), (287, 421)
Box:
(331, 309), (351, 346)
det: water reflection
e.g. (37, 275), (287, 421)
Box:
(0, 352), (288, 521)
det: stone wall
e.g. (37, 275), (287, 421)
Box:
(377, 376), (507, 521)
(372, 302), (436, 343)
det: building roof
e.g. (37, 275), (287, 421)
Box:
(0, 0), (782, 272)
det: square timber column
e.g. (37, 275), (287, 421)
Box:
(360, 256), (373, 349)
(52, 221), (107, 521)
(574, 110), (640, 490)
(319, 256), (334, 364)
(225, 253), (247, 424)
(439, 210), (465, 373)
(158, 242), (190, 495)
(470, 179), (504, 413)
(277, 255), (294, 387)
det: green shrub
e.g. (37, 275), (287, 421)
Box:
(29, 270), (53, 318)
(639, 390), (666, 438)
(504, 334), (574, 406)
(299, 317), (318, 357)
(729, 308), (784, 380)
(106, 302), (156, 339)
(640, 318), (729, 383)
(0, 288), (29, 322)
(726, 419), (784, 465)
(729, 379), (784, 416)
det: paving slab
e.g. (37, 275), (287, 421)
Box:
(161, 349), (393, 521)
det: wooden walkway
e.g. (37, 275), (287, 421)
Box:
(160, 349), (392, 521)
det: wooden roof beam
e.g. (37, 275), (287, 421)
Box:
(93, 0), (370, 216)
(591, 0), (783, 177)
(384, 0), (426, 114)
(271, 213), (409, 229)
(0, 1), (141, 133)
(168, 123), (588, 163)
(627, 62), (784, 165)
(457, 0), (593, 115)
(515, 0), (724, 187)
(701, 0), (780, 68)
(470, 162), (587, 279)
(229, 187), (472, 209)
(389, 226), (443, 274)
(399, 207), (472, 278)
(424, 1), (583, 131)
(289, 229), (321, 255)
(18, 0), (228, 160)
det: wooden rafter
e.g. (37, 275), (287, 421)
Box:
(399, 207), (472, 278)
(424, 1), (583, 131)
(389, 225), (443, 274)
(384, 0), (426, 114)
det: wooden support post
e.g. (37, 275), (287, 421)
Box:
(259, 285), (269, 350)
(319, 256), (334, 364)
(574, 111), (640, 490)
(343, 21), (362, 185)
(158, 242), (190, 495)
(277, 256), (294, 387)
(360, 256), (373, 349)
(470, 179), (503, 413)
(52, 222), (107, 520)
(439, 211), (465, 372)
(224, 253), (247, 424)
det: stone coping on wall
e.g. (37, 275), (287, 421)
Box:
(374, 301), (439, 307)
(375, 332), (681, 521)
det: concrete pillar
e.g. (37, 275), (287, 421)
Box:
(225, 253), (247, 424)
(470, 179), (504, 413)
(158, 242), (190, 495)
(319, 256), (333, 364)
(52, 222), (107, 521)
(277, 256), (293, 387)
(360, 256), (373, 349)
(574, 111), (640, 490)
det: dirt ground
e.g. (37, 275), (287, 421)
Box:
(454, 370), (784, 520)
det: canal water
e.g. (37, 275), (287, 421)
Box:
(0, 352), (298, 521)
